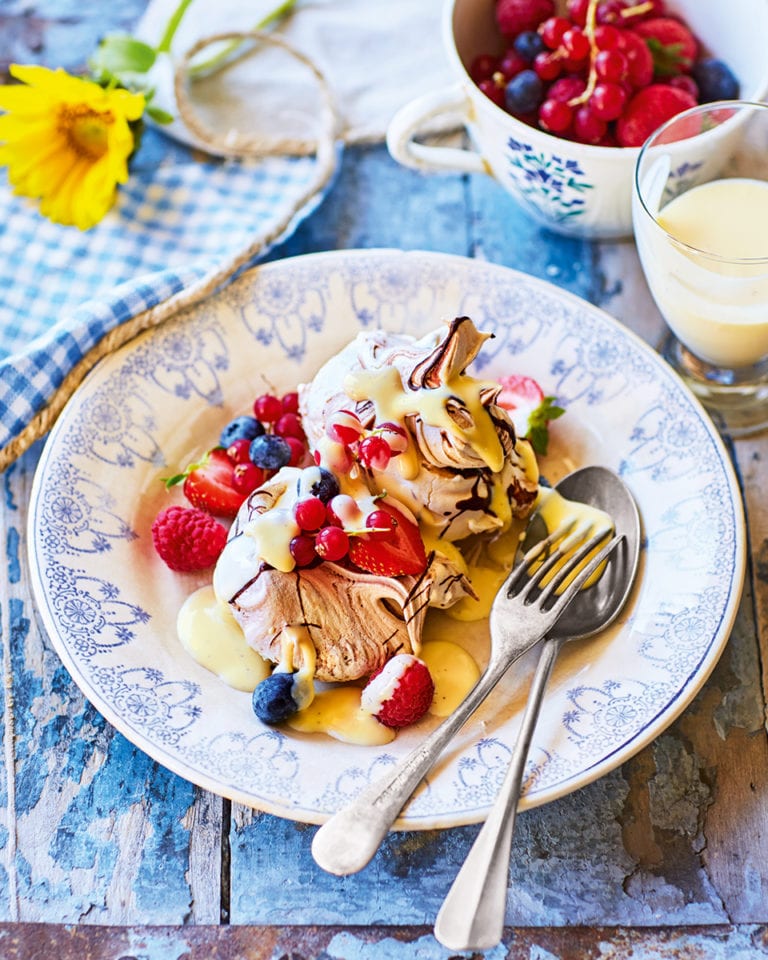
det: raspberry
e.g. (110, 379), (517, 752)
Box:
(495, 0), (554, 39)
(151, 505), (228, 572)
(361, 654), (435, 729)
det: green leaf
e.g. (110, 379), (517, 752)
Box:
(645, 37), (690, 77)
(146, 104), (174, 125)
(525, 396), (565, 456)
(90, 34), (157, 79)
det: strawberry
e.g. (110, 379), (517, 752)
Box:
(495, 0), (555, 39)
(632, 17), (698, 76)
(615, 83), (697, 147)
(616, 28), (654, 89)
(348, 500), (428, 577)
(164, 447), (245, 518)
(151, 505), (228, 572)
(361, 654), (435, 729)
(496, 374), (564, 455)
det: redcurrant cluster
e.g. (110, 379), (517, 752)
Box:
(221, 390), (309, 498)
(475, 0), (739, 147)
(289, 487), (398, 568)
(323, 409), (409, 473)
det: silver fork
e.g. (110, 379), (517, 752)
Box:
(311, 524), (624, 876)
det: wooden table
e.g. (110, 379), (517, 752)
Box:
(2, 4), (768, 958)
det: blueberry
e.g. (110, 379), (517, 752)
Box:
(692, 58), (739, 103)
(513, 31), (545, 64)
(309, 467), (340, 503)
(505, 70), (544, 115)
(252, 672), (298, 725)
(249, 434), (291, 470)
(220, 415), (264, 448)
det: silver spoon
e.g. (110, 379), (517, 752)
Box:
(433, 466), (641, 952)
(312, 466), (639, 876)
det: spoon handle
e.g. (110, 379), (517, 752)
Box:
(311, 651), (531, 876)
(433, 637), (563, 952)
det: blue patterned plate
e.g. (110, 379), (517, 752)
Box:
(28, 250), (746, 828)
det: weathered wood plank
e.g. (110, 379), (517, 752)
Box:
(1, 921), (768, 960)
(0, 446), (222, 923)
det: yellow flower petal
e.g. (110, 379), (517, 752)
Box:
(0, 64), (145, 229)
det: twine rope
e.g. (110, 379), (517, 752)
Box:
(0, 29), (341, 473)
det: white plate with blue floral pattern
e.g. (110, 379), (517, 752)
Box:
(28, 250), (746, 828)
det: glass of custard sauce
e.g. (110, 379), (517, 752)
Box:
(632, 100), (768, 436)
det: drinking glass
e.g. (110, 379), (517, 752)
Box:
(633, 100), (768, 436)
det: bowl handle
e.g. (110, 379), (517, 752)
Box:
(386, 83), (488, 176)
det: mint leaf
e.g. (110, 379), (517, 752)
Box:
(526, 396), (565, 455)
(146, 104), (174, 125)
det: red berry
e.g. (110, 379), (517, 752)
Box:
(668, 74), (699, 99)
(616, 83), (696, 147)
(573, 105), (608, 144)
(232, 462), (264, 495)
(285, 435), (307, 467)
(376, 422), (408, 454)
(470, 53), (499, 83)
(274, 412), (305, 439)
(633, 17), (698, 74)
(616, 28), (654, 88)
(253, 393), (283, 423)
(151, 505), (228, 572)
(561, 27), (590, 62)
(226, 438), (252, 465)
(326, 409), (364, 446)
(364, 509), (397, 541)
(182, 447), (244, 517)
(595, 48), (628, 82)
(566, 0), (590, 26)
(596, 1), (626, 26)
(294, 496), (327, 532)
(314, 525), (350, 562)
(348, 501), (427, 577)
(290, 534), (317, 567)
(361, 655), (435, 729)
(495, 0), (555, 39)
(478, 78), (505, 108)
(534, 51), (562, 81)
(589, 81), (627, 121)
(358, 435), (392, 471)
(548, 75), (587, 102)
(281, 391), (300, 414)
(594, 24), (622, 51)
(539, 98), (573, 134)
(540, 16), (570, 50)
(499, 49), (528, 80)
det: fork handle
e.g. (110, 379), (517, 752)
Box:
(311, 647), (539, 876)
(433, 637), (563, 951)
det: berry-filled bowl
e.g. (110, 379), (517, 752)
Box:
(386, 0), (768, 239)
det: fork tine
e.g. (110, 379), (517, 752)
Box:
(537, 525), (613, 603)
(504, 520), (577, 598)
(541, 532), (625, 615)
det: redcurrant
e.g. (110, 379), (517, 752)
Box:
(294, 496), (327, 532)
(253, 393), (283, 423)
(314, 526), (350, 562)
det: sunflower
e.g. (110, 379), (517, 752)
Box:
(0, 65), (145, 230)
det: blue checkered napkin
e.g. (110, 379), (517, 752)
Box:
(0, 144), (331, 456)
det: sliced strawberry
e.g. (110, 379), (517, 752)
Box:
(349, 501), (428, 578)
(632, 17), (698, 76)
(496, 375), (564, 455)
(177, 448), (245, 518)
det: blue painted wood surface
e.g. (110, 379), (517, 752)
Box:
(2, 2), (768, 957)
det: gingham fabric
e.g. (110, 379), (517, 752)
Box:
(0, 132), (332, 455)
